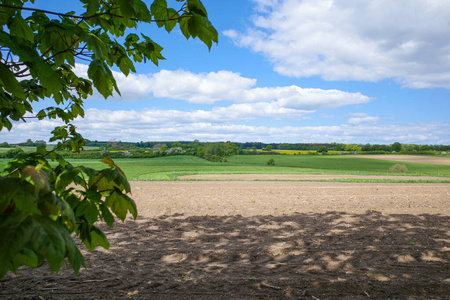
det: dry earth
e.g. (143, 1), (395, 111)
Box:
(350, 155), (450, 166)
(179, 174), (449, 181)
(1, 181), (449, 299)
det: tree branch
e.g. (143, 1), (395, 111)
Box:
(0, 3), (191, 23)
(0, 4), (110, 20)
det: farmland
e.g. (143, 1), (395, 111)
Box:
(1, 154), (449, 299)
(2, 154), (449, 181)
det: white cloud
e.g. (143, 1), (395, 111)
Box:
(147, 70), (255, 103)
(80, 104), (312, 128)
(226, 0), (450, 89)
(75, 65), (371, 109)
(3, 108), (448, 144)
(347, 116), (379, 125)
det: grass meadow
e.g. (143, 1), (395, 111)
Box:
(1, 155), (449, 182)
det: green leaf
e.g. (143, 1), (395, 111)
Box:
(76, 200), (99, 226)
(29, 216), (68, 273)
(0, 177), (37, 214)
(0, 63), (26, 99)
(0, 4), (15, 27)
(83, 0), (101, 16)
(100, 156), (115, 167)
(0, 213), (36, 275)
(31, 59), (63, 96)
(179, 16), (191, 40)
(62, 231), (85, 274)
(36, 145), (47, 154)
(12, 247), (39, 269)
(187, 12), (218, 50)
(88, 59), (119, 98)
(165, 8), (178, 32)
(123, 194), (137, 220)
(70, 103), (85, 118)
(187, 0), (208, 17)
(117, 0), (136, 20)
(49, 152), (67, 167)
(105, 192), (128, 221)
(151, 0), (168, 26)
(100, 203), (115, 227)
(76, 166), (98, 179)
(86, 187), (102, 203)
(82, 226), (110, 251)
(21, 165), (50, 194)
(55, 168), (80, 190)
(50, 126), (69, 142)
(133, 0), (152, 22)
(10, 14), (34, 42)
(82, 32), (108, 59)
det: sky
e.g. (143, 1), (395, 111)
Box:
(2, 0), (450, 145)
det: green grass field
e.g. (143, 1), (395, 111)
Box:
(1, 155), (449, 181)
(227, 155), (450, 176)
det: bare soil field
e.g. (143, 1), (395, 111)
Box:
(351, 155), (450, 165)
(179, 174), (448, 181)
(1, 181), (449, 299)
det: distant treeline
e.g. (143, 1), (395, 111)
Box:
(234, 142), (450, 152)
(3, 139), (450, 152)
(1, 139), (448, 162)
(81, 140), (450, 152)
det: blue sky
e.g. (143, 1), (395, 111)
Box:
(2, 0), (449, 144)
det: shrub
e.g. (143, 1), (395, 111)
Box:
(267, 158), (275, 165)
(317, 146), (328, 154)
(389, 164), (408, 173)
(5, 148), (24, 158)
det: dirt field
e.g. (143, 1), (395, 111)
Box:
(1, 181), (449, 299)
(351, 154), (450, 165)
(179, 174), (449, 181)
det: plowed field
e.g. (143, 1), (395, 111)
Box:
(1, 181), (449, 299)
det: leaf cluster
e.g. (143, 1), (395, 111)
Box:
(0, 128), (136, 277)
(0, 0), (218, 130)
(0, 0), (217, 277)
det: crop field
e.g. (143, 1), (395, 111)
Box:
(227, 155), (450, 177)
(1, 155), (449, 181)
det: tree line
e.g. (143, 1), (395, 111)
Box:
(5, 139), (449, 152)
(2, 140), (448, 162)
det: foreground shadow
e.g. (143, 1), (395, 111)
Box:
(1, 211), (449, 299)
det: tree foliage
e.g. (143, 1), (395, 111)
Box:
(0, 0), (217, 277)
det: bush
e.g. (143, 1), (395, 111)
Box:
(389, 164), (408, 173)
(267, 158), (275, 165)
(5, 148), (24, 158)
(317, 146), (328, 154)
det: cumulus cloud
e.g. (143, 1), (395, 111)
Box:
(80, 104), (312, 129)
(347, 116), (379, 125)
(347, 113), (380, 125)
(225, 0), (450, 89)
(75, 65), (370, 109)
